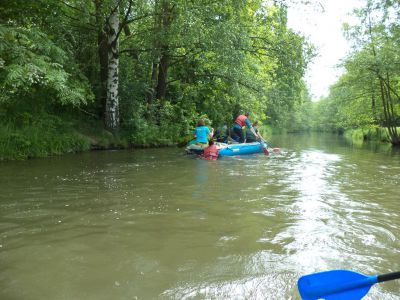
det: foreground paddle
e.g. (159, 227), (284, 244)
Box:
(262, 143), (269, 155)
(259, 138), (269, 155)
(298, 270), (400, 300)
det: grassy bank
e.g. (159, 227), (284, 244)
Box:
(2, 120), (398, 161)
(0, 113), (190, 161)
(0, 114), (93, 160)
(343, 127), (399, 145)
(0, 126), (91, 160)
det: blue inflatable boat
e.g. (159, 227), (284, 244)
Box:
(218, 142), (267, 156)
(186, 142), (268, 157)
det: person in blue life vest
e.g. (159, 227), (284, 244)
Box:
(245, 121), (264, 143)
(230, 112), (260, 143)
(193, 119), (214, 148)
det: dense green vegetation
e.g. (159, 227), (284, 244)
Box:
(312, 0), (400, 145)
(0, 0), (315, 159)
(1, 0), (399, 160)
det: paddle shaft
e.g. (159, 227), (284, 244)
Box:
(378, 271), (400, 283)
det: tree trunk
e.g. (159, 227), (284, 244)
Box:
(156, 47), (169, 100)
(105, 8), (120, 130)
(94, 0), (108, 118)
(378, 77), (400, 144)
(367, 15), (399, 145)
(379, 79), (390, 129)
(146, 61), (158, 106)
(98, 30), (108, 116)
(386, 75), (397, 126)
(155, 0), (172, 100)
(145, 0), (160, 107)
(371, 90), (377, 123)
(384, 74), (399, 143)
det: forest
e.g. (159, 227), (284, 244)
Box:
(313, 0), (400, 145)
(0, 0), (399, 160)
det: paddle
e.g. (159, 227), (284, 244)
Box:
(258, 138), (269, 155)
(298, 269), (400, 300)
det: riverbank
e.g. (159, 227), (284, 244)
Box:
(0, 127), (181, 161)
(276, 125), (399, 145)
(1, 119), (397, 161)
(343, 127), (399, 144)
(0, 116), (185, 160)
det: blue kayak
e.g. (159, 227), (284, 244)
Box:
(218, 142), (267, 156)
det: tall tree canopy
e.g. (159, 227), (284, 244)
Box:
(1, 0), (312, 148)
(314, 0), (400, 145)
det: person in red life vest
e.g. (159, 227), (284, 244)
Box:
(201, 140), (219, 160)
(230, 112), (260, 143)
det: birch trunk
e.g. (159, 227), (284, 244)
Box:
(105, 8), (119, 130)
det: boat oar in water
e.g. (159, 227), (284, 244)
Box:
(298, 269), (400, 300)
(259, 138), (282, 155)
(261, 142), (269, 155)
(258, 138), (269, 155)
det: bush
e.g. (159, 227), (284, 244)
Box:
(343, 127), (398, 145)
(122, 100), (198, 146)
(0, 119), (90, 160)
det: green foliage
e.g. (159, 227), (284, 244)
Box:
(0, 115), (91, 160)
(272, 80), (314, 132)
(1, 0), (313, 159)
(121, 100), (198, 146)
(311, 97), (342, 132)
(343, 127), (398, 145)
(118, 0), (312, 129)
(0, 25), (93, 105)
(258, 125), (273, 140)
(312, 0), (400, 145)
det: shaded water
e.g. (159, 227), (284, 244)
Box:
(0, 133), (399, 299)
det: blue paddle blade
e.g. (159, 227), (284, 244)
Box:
(298, 270), (378, 300)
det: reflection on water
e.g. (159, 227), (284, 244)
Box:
(0, 133), (400, 299)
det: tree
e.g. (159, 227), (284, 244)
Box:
(105, 3), (120, 130)
(1, 0), (312, 145)
(316, 0), (400, 145)
(0, 1), (93, 114)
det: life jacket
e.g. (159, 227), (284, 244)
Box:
(202, 144), (219, 160)
(235, 115), (248, 127)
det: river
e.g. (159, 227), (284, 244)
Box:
(0, 133), (399, 299)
